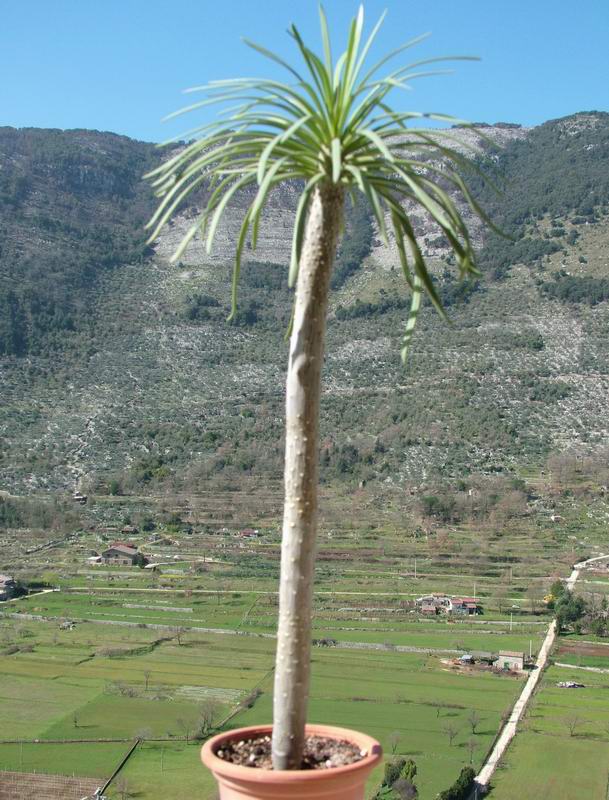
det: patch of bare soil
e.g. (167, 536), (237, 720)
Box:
(558, 643), (609, 658)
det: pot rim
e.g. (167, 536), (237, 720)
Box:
(201, 723), (382, 784)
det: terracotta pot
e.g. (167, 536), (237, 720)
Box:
(201, 723), (382, 800)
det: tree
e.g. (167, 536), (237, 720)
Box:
(177, 717), (193, 743)
(400, 759), (417, 784)
(467, 709), (481, 735)
(555, 592), (587, 632)
(143, 669), (152, 691)
(383, 757), (406, 788)
(467, 737), (479, 764)
(173, 626), (187, 646)
(389, 730), (401, 754)
(438, 766), (476, 800)
(197, 699), (221, 738)
(442, 722), (459, 747)
(147, 6), (487, 769)
(564, 714), (584, 737)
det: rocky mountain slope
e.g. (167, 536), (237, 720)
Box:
(0, 113), (608, 496)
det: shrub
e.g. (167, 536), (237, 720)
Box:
(437, 766), (476, 800)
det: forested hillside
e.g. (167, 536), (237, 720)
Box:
(0, 127), (161, 356)
(0, 112), (608, 496)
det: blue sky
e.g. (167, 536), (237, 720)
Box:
(2, 0), (608, 142)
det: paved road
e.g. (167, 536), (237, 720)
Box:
(475, 561), (586, 791)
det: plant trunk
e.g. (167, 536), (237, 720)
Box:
(272, 183), (344, 770)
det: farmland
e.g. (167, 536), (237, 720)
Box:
(489, 655), (609, 798)
(0, 613), (524, 800)
(2, 470), (609, 799)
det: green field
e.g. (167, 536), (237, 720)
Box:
(489, 657), (609, 798)
(3, 473), (608, 799)
(0, 607), (526, 799)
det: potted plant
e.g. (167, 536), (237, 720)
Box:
(146, 6), (488, 797)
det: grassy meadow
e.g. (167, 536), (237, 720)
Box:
(2, 476), (609, 799)
(489, 646), (609, 798)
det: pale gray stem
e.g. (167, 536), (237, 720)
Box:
(272, 184), (344, 770)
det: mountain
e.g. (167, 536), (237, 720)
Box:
(0, 113), (608, 496)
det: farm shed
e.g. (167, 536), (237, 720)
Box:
(497, 650), (525, 671)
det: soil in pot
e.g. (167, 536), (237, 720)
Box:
(216, 733), (366, 770)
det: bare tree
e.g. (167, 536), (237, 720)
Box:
(198, 699), (221, 737)
(173, 626), (187, 646)
(134, 727), (153, 741)
(177, 717), (192, 743)
(467, 737), (479, 764)
(442, 723), (459, 747)
(564, 715), (584, 737)
(468, 709), (481, 735)
(389, 730), (401, 755)
(144, 669), (152, 691)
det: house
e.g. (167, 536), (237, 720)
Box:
(101, 544), (144, 566)
(416, 594), (452, 615)
(109, 540), (138, 550)
(452, 597), (482, 616)
(0, 575), (17, 601)
(239, 528), (259, 538)
(497, 650), (525, 671)
(416, 594), (482, 616)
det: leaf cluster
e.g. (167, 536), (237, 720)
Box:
(146, 5), (488, 360)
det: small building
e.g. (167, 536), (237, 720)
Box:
(497, 650), (525, 671)
(101, 544), (142, 566)
(416, 594), (452, 615)
(471, 650), (497, 665)
(0, 574), (17, 601)
(239, 528), (259, 538)
(452, 597), (482, 616)
(121, 525), (139, 535)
